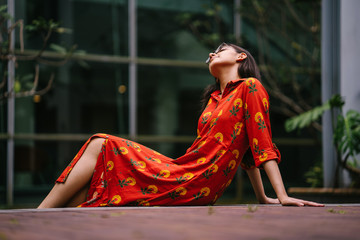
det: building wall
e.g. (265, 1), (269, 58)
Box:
(340, 0), (360, 113)
(340, 0), (360, 186)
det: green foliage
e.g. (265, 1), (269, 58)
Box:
(285, 102), (331, 132)
(285, 94), (345, 132)
(285, 94), (360, 184)
(334, 110), (360, 164)
(0, 5), (12, 20)
(25, 17), (60, 32)
(304, 161), (323, 187)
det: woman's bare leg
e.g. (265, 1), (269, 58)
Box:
(65, 184), (90, 207)
(37, 138), (104, 208)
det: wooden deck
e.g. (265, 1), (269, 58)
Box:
(1, 204), (359, 239)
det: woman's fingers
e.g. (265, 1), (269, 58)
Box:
(281, 197), (324, 207)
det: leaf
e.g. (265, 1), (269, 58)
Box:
(329, 94), (345, 108)
(334, 109), (360, 165)
(20, 73), (34, 82)
(50, 43), (66, 54)
(0, 5), (7, 12)
(285, 101), (331, 132)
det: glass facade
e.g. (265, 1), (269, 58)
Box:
(1, 0), (321, 207)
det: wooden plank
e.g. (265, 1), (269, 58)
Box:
(0, 205), (359, 239)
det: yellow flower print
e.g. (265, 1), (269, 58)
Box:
(245, 77), (256, 86)
(203, 112), (212, 118)
(148, 185), (158, 193)
(263, 98), (269, 113)
(255, 112), (264, 122)
(253, 138), (259, 148)
(106, 161), (114, 171)
(228, 160), (237, 170)
(213, 194), (219, 203)
(126, 177), (136, 186)
(244, 103), (248, 109)
(255, 112), (266, 132)
(197, 157), (206, 164)
(111, 195), (122, 204)
(133, 143), (141, 152)
(153, 158), (161, 163)
(120, 147), (128, 155)
(212, 150), (226, 164)
(137, 199), (150, 206)
(224, 160), (237, 176)
(232, 149), (239, 159)
(141, 185), (158, 195)
(138, 161), (146, 168)
(210, 164), (219, 173)
(208, 98), (212, 106)
(234, 122), (244, 135)
(246, 78), (258, 95)
(226, 179), (232, 187)
(160, 170), (170, 178)
(218, 110), (223, 116)
(200, 187), (211, 196)
(252, 138), (261, 156)
(198, 141), (206, 148)
(169, 187), (188, 199)
(216, 150), (226, 157)
(176, 187), (187, 196)
(209, 118), (217, 127)
(214, 132), (223, 142)
(234, 98), (243, 108)
(153, 150), (161, 155)
(201, 112), (212, 125)
(183, 172), (194, 180)
(259, 152), (268, 162)
(132, 159), (146, 171)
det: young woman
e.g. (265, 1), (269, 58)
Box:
(38, 43), (324, 208)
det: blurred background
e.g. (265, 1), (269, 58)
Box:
(1, 0), (358, 208)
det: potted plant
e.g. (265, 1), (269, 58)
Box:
(285, 94), (360, 202)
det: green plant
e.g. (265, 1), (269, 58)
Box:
(304, 161), (323, 187)
(0, 5), (85, 100)
(285, 94), (360, 187)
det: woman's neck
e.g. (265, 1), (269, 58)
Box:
(217, 67), (240, 94)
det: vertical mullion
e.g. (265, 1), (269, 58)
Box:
(7, 0), (15, 206)
(128, 0), (137, 139)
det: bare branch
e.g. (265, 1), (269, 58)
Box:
(283, 0), (312, 33)
(14, 71), (54, 98)
(7, 19), (24, 53)
(33, 73), (54, 96)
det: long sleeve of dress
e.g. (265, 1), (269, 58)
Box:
(240, 78), (281, 170)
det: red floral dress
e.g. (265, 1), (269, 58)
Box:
(56, 78), (280, 207)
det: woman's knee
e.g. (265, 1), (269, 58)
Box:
(86, 137), (105, 156)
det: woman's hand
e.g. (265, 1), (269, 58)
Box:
(259, 196), (280, 204)
(279, 196), (325, 207)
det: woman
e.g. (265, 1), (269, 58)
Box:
(38, 43), (324, 208)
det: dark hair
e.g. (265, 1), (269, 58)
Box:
(200, 43), (261, 112)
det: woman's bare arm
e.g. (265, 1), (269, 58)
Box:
(246, 167), (280, 204)
(262, 160), (324, 207)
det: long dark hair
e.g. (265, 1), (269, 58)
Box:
(200, 43), (261, 112)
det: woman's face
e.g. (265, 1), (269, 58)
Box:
(207, 44), (241, 76)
